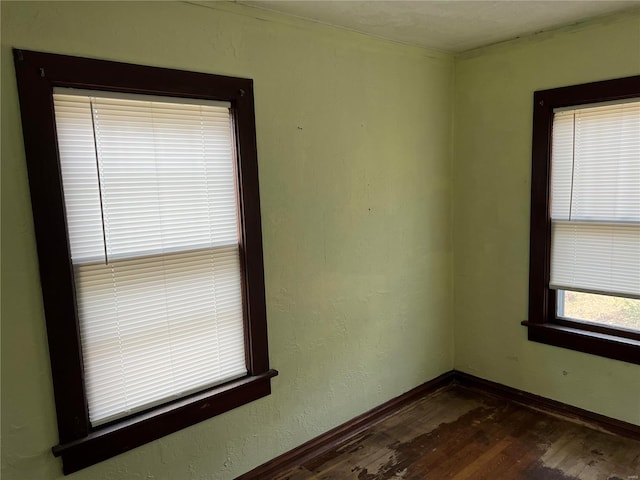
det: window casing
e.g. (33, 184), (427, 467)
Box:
(524, 75), (640, 365)
(13, 49), (277, 474)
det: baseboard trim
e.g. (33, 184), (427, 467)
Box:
(453, 370), (640, 440)
(235, 370), (455, 480)
(236, 370), (639, 479)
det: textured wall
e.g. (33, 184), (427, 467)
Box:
(1, 2), (454, 479)
(453, 13), (640, 425)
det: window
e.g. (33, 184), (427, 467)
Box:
(524, 75), (640, 365)
(13, 49), (277, 473)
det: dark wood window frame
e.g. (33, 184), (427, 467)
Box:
(13, 49), (278, 474)
(523, 75), (640, 365)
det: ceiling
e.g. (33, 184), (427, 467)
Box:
(239, 1), (639, 53)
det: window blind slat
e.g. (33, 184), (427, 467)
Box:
(54, 90), (247, 426)
(550, 100), (640, 297)
(550, 221), (640, 298)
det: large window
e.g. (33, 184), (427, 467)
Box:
(524, 75), (640, 365)
(14, 50), (277, 473)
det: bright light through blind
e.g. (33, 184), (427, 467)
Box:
(550, 99), (640, 298)
(53, 89), (248, 425)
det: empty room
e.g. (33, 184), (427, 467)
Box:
(1, 1), (639, 479)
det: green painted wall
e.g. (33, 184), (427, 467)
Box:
(453, 13), (640, 425)
(1, 2), (454, 479)
(3, 2), (639, 479)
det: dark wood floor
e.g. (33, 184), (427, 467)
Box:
(274, 385), (640, 480)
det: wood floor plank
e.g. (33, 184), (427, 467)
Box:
(273, 466), (320, 480)
(279, 385), (640, 480)
(449, 437), (513, 480)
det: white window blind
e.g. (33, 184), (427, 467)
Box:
(53, 89), (248, 425)
(550, 99), (640, 299)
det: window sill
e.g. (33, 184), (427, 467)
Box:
(53, 369), (278, 474)
(522, 321), (640, 365)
